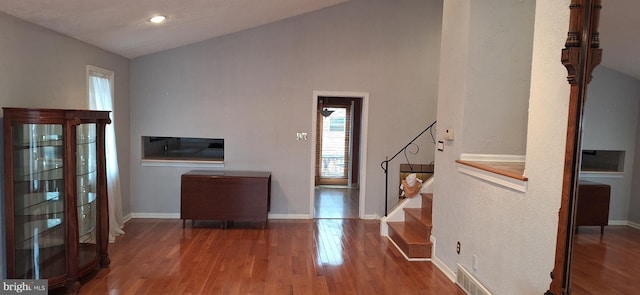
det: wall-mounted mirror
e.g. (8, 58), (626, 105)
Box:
(569, 0), (640, 294)
(550, 0), (640, 294)
(548, 0), (603, 294)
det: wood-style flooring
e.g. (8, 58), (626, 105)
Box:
(571, 225), (640, 294)
(70, 219), (464, 295)
(53, 195), (639, 295)
(314, 186), (359, 219)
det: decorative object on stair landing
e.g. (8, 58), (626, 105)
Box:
(400, 173), (422, 198)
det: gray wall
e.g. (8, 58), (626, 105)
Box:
(0, 11), (131, 275)
(461, 0), (534, 155)
(129, 0), (444, 217)
(582, 66), (640, 222)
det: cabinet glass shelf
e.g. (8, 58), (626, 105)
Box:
(16, 192), (64, 216)
(17, 218), (65, 248)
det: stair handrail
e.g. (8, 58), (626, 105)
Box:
(380, 120), (436, 216)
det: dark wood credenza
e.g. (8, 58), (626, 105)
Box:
(576, 180), (611, 234)
(180, 170), (271, 227)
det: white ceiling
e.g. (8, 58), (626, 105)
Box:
(0, 0), (637, 79)
(0, 0), (348, 58)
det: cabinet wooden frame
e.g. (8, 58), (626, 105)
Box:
(3, 108), (111, 293)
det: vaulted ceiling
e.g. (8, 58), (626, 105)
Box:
(598, 0), (640, 80)
(0, 0), (348, 58)
(0, 0), (637, 80)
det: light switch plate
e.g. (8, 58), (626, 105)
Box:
(437, 140), (444, 151)
(296, 132), (308, 141)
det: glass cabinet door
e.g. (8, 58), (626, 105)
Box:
(76, 123), (99, 267)
(12, 123), (66, 279)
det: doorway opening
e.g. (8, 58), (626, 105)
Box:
(311, 92), (368, 219)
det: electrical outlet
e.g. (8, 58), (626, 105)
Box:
(456, 241), (461, 254)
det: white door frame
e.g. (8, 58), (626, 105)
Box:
(310, 91), (369, 219)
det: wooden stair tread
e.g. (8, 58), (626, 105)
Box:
(404, 208), (432, 228)
(387, 221), (432, 258)
(387, 222), (431, 245)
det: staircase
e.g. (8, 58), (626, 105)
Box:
(379, 121), (437, 260)
(386, 193), (433, 259)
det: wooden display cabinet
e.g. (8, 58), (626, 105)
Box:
(3, 108), (111, 293)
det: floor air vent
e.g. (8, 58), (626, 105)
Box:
(456, 264), (493, 295)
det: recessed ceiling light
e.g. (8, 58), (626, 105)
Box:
(149, 15), (167, 24)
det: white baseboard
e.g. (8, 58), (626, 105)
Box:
(606, 220), (640, 230)
(362, 214), (380, 220)
(579, 171), (624, 178)
(123, 213), (133, 223)
(609, 220), (628, 226)
(267, 214), (312, 219)
(431, 255), (457, 282)
(130, 213), (180, 219)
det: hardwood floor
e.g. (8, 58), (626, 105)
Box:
(71, 219), (464, 294)
(571, 225), (640, 294)
(314, 186), (359, 219)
